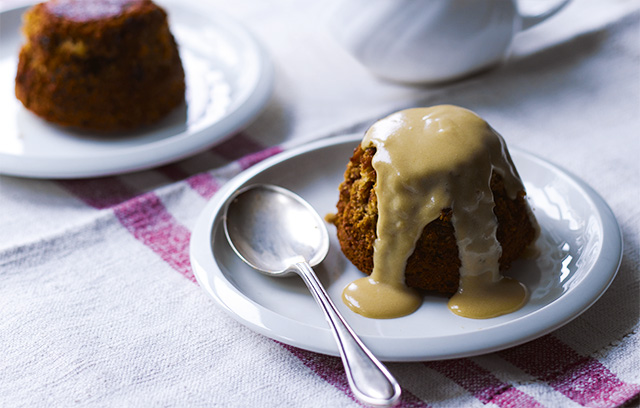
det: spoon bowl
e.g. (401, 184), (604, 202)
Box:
(223, 184), (401, 407)
(224, 184), (329, 275)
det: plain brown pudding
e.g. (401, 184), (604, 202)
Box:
(15, 0), (185, 131)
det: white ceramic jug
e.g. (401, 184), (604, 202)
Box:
(328, 0), (571, 83)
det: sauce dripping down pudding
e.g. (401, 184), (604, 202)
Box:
(340, 105), (537, 319)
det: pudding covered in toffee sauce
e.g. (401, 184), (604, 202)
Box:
(331, 105), (539, 319)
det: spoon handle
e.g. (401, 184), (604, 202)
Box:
(293, 261), (401, 407)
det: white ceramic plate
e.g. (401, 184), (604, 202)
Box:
(190, 134), (622, 361)
(0, 0), (272, 178)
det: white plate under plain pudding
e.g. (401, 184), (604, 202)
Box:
(0, 0), (272, 178)
(189, 134), (622, 362)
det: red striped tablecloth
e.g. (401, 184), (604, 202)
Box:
(1, 0), (638, 407)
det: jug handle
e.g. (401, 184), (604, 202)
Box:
(519, 0), (571, 30)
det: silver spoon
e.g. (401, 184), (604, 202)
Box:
(223, 184), (401, 407)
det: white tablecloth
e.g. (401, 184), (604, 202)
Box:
(1, 0), (639, 407)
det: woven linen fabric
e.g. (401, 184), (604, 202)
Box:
(1, 0), (639, 407)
